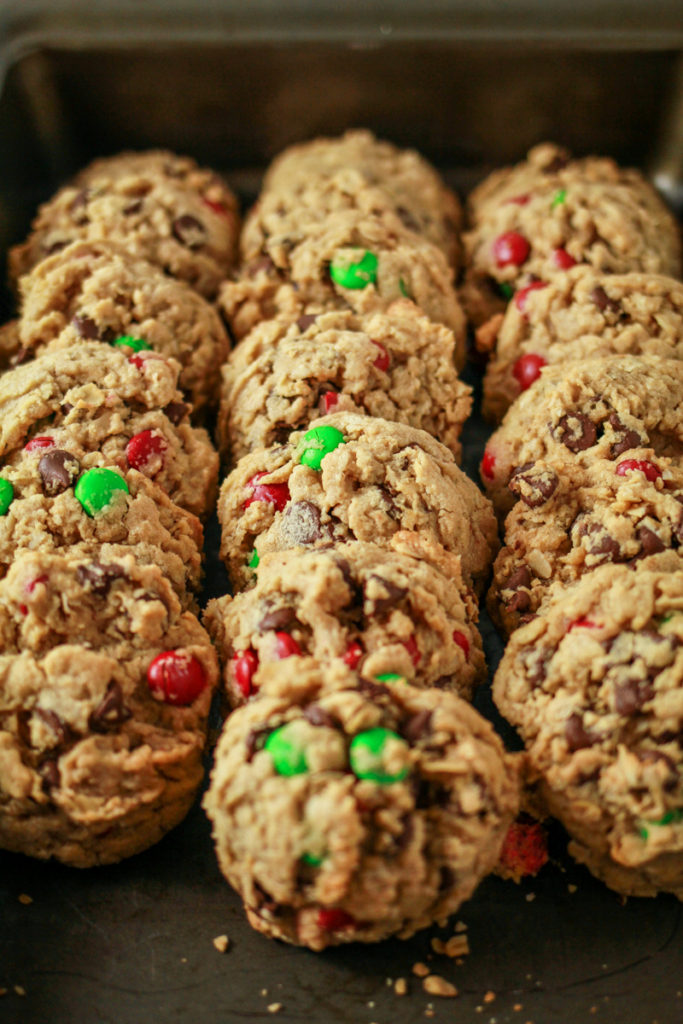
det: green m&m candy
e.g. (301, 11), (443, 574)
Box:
(0, 478), (14, 515)
(498, 282), (514, 300)
(248, 548), (260, 570)
(551, 188), (567, 208)
(265, 721), (309, 776)
(111, 335), (152, 353)
(299, 425), (345, 471)
(639, 807), (683, 839)
(349, 727), (409, 785)
(329, 250), (378, 290)
(75, 468), (129, 516)
(301, 850), (324, 867)
(376, 673), (406, 684)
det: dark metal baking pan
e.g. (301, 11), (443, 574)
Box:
(1, 8), (682, 1023)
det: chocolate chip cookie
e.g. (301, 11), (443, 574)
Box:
(481, 267), (683, 422)
(217, 301), (471, 464)
(481, 355), (683, 519)
(13, 239), (231, 416)
(0, 343), (218, 519)
(204, 532), (484, 708)
(0, 549), (219, 866)
(9, 149), (239, 299)
(204, 657), (519, 949)
(217, 412), (498, 592)
(493, 560), (683, 898)
(259, 129), (462, 266)
(219, 207), (466, 356)
(488, 454), (683, 634)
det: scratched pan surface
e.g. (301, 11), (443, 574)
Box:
(1, 7), (682, 1023)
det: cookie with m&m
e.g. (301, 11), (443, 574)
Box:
(493, 560), (683, 899)
(204, 656), (519, 949)
(0, 549), (218, 866)
(204, 532), (484, 708)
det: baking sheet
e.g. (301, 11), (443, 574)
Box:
(1, 21), (683, 1024)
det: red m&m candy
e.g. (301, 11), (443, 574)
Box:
(24, 436), (55, 452)
(371, 341), (390, 371)
(320, 392), (339, 414)
(275, 632), (302, 659)
(126, 430), (167, 474)
(243, 472), (290, 512)
(147, 651), (207, 705)
(343, 640), (364, 669)
(231, 649), (259, 698)
(514, 281), (547, 313)
(513, 353), (547, 392)
(453, 630), (470, 659)
(317, 908), (356, 932)
(551, 247), (576, 270)
(615, 459), (662, 483)
(493, 231), (530, 268)
(481, 449), (496, 480)
(402, 634), (421, 667)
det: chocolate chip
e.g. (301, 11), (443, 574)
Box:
(123, 198), (143, 215)
(564, 713), (596, 751)
(396, 205), (420, 232)
(43, 239), (69, 256)
(69, 189), (89, 215)
(365, 575), (408, 616)
(34, 708), (71, 746)
(76, 561), (126, 596)
(576, 521), (621, 562)
(614, 679), (654, 716)
(507, 590), (532, 613)
(509, 466), (559, 507)
(303, 705), (336, 728)
(38, 449), (80, 496)
(60, 403), (74, 416)
(245, 726), (270, 762)
(505, 566), (532, 592)
(172, 214), (206, 250)
(554, 413), (597, 452)
(88, 682), (132, 733)
(258, 606), (297, 631)
(296, 314), (318, 332)
(357, 678), (391, 702)
(72, 314), (100, 340)
(253, 881), (280, 915)
(543, 152), (570, 173)
(608, 413), (643, 458)
(38, 758), (60, 792)
(402, 710), (433, 743)
(9, 346), (31, 368)
(247, 256), (276, 277)
(590, 286), (621, 314)
(638, 526), (666, 557)
(163, 401), (189, 425)
(279, 501), (322, 544)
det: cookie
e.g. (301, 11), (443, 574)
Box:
(466, 142), (671, 224)
(217, 412), (498, 592)
(481, 268), (683, 422)
(488, 454), (683, 634)
(13, 239), (231, 416)
(461, 173), (681, 327)
(204, 532), (484, 708)
(204, 657), (519, 949)
(219, 207), (466, 357)
(0, 550), (219, 866)
(0, 343), (218, 519)
(9, 149), (240, 299)
(0, 320), (22, 372)
(481, 355), (683, 519)
(259, 128), (462, 265)
(493, 561), (683, 898)
(217, 301), (471, 464)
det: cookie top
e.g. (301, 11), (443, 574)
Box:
(461, 176), (681, 326)
(467, 142), (668, 223)
(481, 355), (683, 519)
(0, 550), (219, 866)
(219, 207), (466, 355)
(204, 532), (484, 708)
(488, 454), (683, 634)
(260, 129), (462, 265)
(14, 239), (231, 416)
(217, 302), (471, 464)
(493, 561), (683, 898)
(9, 149), (239, 300)
(0, 343), (218, 519)
(482, 268), (683, 422)
(218, 411), (498, 592)
(204, 658), (519, 949)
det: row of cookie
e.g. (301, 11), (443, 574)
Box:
(4, 151), (239, 417)
(199, 134), (520, 949)
(468, 152), (683, 898)
(0, 153), (236, 865)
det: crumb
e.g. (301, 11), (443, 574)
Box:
(423, 975), (458, 998)
(590, 1007), (597, 1015)
(18, 894), (33, 905)
(484, 991), (496, 1004)
(212, 934), (230, 953)
(267, 1004), (282, 1014)
(568, 884), (577, 894)
(367, 1001), (375, 1008)
(444, 934), (470, 958)
(455, 920), (468, 933)
(0, 988), (6, 997)
(476, 1006), (483, 1013)
(395, 978), (408, 996)
(386, 977), (393, 986)
(525, 892), (536, 902)
(180, 958), (187, 964)
(425, 1010), (435, 1019)
(413, 962), (430, 978)
(514, 1004), (523, 1012)
(261, 989), (268, 997)
(431, 938), (446, 954)
(14, 986), (26, 997)
(496, 818), (549, 881)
